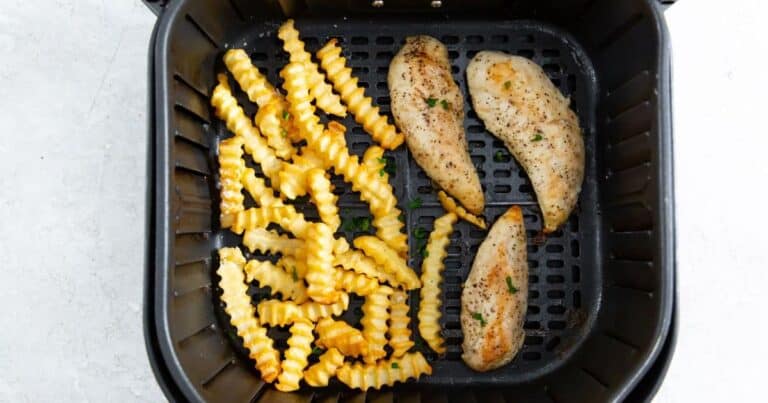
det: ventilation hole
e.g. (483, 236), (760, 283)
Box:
(352, 52), (369, 60)
(359, 81), (369, 89)
(547, 290), (565, 299)
(466, 35), (483, 44)
(571, 240), (580, 257)
(519, 184), (533, 193)
(376, 51), (394, 60)
(522, 351), (541, 361)
(417, 185), (432, 194)
(543, 64), (561, 74)
(445, 260), (460, 270)
(548, 321), (566, 330)
(494, 185), (511, 193)
(529, 275), (539, 284)
(546, 275), (565, 284)
(445, 306), (460, 315)
(467, 125), (484, 133)
(376, 66), (387, 75)
(477, 170), (486, 179)
(471, 155), (486, 165)
(469, 140), (485, 149)
(524, 321), (540, 330)
(351, 142), (369, 152)
(549, 229), (563, 238)
(417, 171), (428, 179)
(352, 126), (366, 135)
(569, 214), (580, 232)
(376, 82), (388, 90)
(304, 37), (319, 46)
(445, 290), (460, 299)
(445, 276), (461, 285)
(525, 336), (543, 345)
(448, 50), (459, 59)
(469, 229), (485, 238)
(572, 265), (581, 282)
(527, 305), (540, 314)
(466, 50), (479, 59)
(351, 36), (368, 45)
(376, 96), (390, 105)
(547, 305), (566, 315)
(573, 290), (582, 308)
(568, 74), (577, 93)
(449, 230), (460, 239)
(530, 290), (539, 299)
(451, 65), (460, 74)
(442, 35), (459, 44)
(524, 34), (535, 43)
(467, 110), (478, 119)
(376, 36), (394, 45)
(250, 52), (268, 61)
(546, 244), (564, 253)
(543, 49), (560, 57)
(493, 169), (511, 178)
(352, 66), (369, 74)
(545, 337), (561, 352)
(490, 34), (508, 43)
(517, 49), (534, 58)
(528, 260), (539, 268)
(417, 216), (433, 224)
(492, 140), (504, 147)
(469, 244), (480, 254)
(551, 78), (562, 87)
(547, 260), (564, 268)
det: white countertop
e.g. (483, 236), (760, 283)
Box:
(0, 0), (765, 401)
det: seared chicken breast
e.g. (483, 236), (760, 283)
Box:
(467, 51), (584, 232)
(461, 206), (528, 371)
(389, 36), (484, 214)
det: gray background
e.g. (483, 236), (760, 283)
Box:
(0, 0), (766, 401)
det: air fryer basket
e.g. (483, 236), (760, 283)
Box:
(144, 0), (675, 402)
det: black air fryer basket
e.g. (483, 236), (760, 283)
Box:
(143, 0), (676, 401)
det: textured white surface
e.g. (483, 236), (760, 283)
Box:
(0, 0), (766, 402)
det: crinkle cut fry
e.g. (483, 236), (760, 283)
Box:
(304, 347), (345, 387)
(337, 352), (432, 391)
(280, 62), (401, 239)
(418, 213), (458, 354)
(316, 318), (368, 358)
(229, 205), (311, 238)
(389, 289), (415, 357)
(217, 136), (246, 221)
(438, 190), (487, 229)
(277, 19), (346, 117)
(362, 146), (408, 256)
(244, 259), (308, 303)
(354, 236), (421, 290)
(276, 319), (315, 392)
(361, 285), (392, 363)
(305, 222), (342, 304)
(317, 38), (404, 150)
(334, 249), (398, 286)
(211, 74), (283, 189)
(216, 247), (280, 382)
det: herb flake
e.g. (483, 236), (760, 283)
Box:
(311, 347), (324, 355)
(425, 97), (438, 108)
(531, 133), (543, 142)
(506, 276), (518, 294)
(407, 197), (423, 210)
(504, 80), (512, 90)
(413, 227), (427, 239)
(471, 312), (487, 327)
(292, 267), (299, 282)
(440, 99), (450, 110)
(494, 150), (505, 162)
(391, 362), (399, 369)
(281, 128), (288, 137)
(282, 111), (291, 120)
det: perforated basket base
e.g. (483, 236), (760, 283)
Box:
(213, 17), (600, 386)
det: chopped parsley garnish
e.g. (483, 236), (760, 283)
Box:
(440, 99), (450, 110)
(494, 150), (505, 162)
(531, 133), (543, 142)
(506, 275), (518, 294)
(377, 157), (396, 177)
(343, 216), (371, 232)
(413, 227), (427, 239)
(471, 312), (487, 327)
(391, 362), (400, 369)
(504, 80), (512, 90)
(418, 242), (429, 258)
(281, 128), (288, 137)
(292, 267), (299, 282)
(311, 347), (324, 355)
(282, 111), (291, 120)
(425, 97), (438, 107)
(398, 213), (406, 223)
(407, 197), (423, 210)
